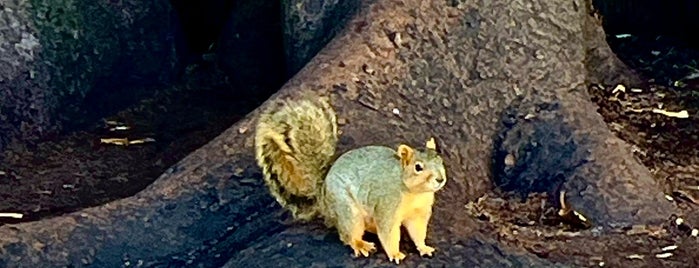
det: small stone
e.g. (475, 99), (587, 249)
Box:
(362, 64), (375, 75)
(675, 217), (684, 226)
(442, 98), (451, 108)
(504, 154), (516, 167)
(612, 84), (626, 94)
(233, 167), (244, 177)
(389, 32), (403, 47)
(534, 50), (545, 60)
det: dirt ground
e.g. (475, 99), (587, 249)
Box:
(1, 33), (699, 266)
(0, 63), (266, 224)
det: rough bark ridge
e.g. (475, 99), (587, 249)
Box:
(281, 0), (361, 77)
(0, 0), (678, 267)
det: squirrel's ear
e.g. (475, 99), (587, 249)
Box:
(397, 144), (414, 168)
(425, 137), (437, 151)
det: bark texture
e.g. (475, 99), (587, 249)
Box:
(281, 0), (361, 76)
(0, 0), (178, 152)
(0, 0), (678, 267)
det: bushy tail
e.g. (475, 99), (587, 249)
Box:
(254, 97), (338, 221)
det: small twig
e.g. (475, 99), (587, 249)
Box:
(651, 109), (689, 119)
(660, 245), (678, 252)
(655, 252), (673, 259)
(626, 254), (644, 260)
(0, 213), (24, 219)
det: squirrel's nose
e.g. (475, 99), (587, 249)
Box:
(436, 177), (444, 184)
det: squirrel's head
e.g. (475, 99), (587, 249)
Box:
(396, 137), (447, 193)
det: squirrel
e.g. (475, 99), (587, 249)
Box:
(254, 96), (448, 264)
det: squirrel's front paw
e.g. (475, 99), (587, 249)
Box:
(387, 251), (406, 264)
(351, 240), (376, 257)
(417, 245), (435, 257)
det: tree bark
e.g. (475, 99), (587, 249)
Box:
(0, 0), (179, 152)
(281, 0), (361, 77)
(0, 0), (678, 267)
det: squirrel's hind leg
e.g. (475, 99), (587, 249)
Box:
(334, 200), (376, 258)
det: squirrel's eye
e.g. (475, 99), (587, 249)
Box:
(414, 162), (424, 173)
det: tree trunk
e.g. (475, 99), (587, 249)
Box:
(0, 0), (679, 267)
(0, 0), (179, 152)
(281, 0), (361, 77)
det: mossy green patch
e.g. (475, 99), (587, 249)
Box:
(26, 0), (178, 129)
